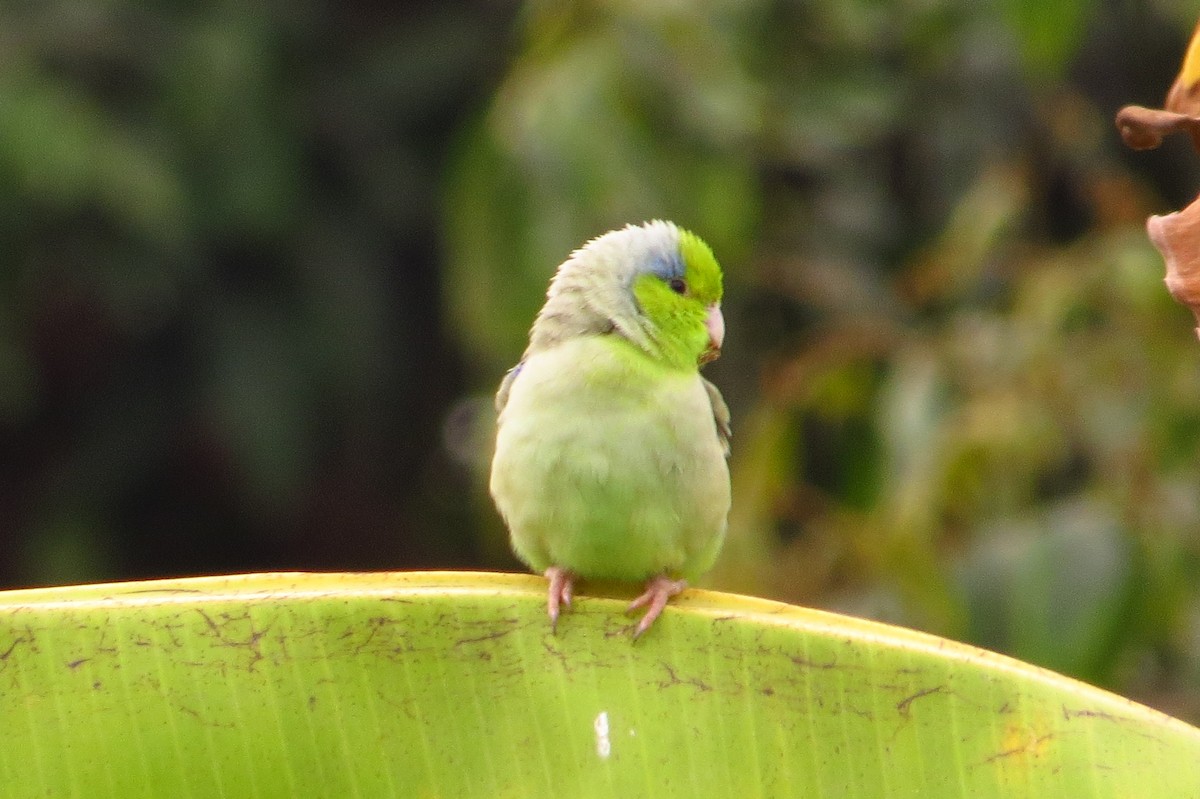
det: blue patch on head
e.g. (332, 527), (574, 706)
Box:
(645, 246), (685, 281)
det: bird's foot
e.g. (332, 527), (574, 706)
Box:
(544, 566), (575, 632)
(627, 576), (688, 639)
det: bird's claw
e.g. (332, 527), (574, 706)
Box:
(627, 576), (687, 639)
(544, 567), (575, 632)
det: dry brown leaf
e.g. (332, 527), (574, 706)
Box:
(1117, 21), (1200, 338)
(1148, 200), (1200, 339)
(1115, 105), (1200, 151)
(1116, 22), (1200, 151)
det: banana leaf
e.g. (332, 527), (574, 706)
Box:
(1, 571), (1197, 797)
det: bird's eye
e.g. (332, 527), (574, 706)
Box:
(668, 278), (687, 295)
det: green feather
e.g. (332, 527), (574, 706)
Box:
(492, 335), (729, 580)
(490, 221), (730, 598)
(679, 227), (723, 303)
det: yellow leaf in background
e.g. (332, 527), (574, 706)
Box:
(1167, 21), (1200, 115)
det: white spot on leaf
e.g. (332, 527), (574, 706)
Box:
(594, 711), (611, 759)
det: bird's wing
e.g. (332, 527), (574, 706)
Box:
(702, 376), (732, 458)
(494, 361), (524, 415)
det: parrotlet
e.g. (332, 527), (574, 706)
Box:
(490, 220), (731, 638)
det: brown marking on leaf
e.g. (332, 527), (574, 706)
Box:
(0, 635), (29, 661)
(788, 654), (839, 670)
(192, 608), (266, 670)
(454, 628), (516, 647)
(540, 639), (569, 670)
(1059, 703), (1163, 744)
(982, 733), (1056, 765)
(1062, 705), (1124, 722)
(895, 685), (947, 720)
(657, 662), (713, 693)
(196, 608), (222, 637)
(346, 619), (384, 654)
(173, 701), (236, 729)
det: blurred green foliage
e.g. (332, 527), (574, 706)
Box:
(0, 1), (515, 582)
(2, 0), (1199, 722)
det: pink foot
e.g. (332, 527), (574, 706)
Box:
(544, 566), (575, 632)
(627, 576), (687, 639)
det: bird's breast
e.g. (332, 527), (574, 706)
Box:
(490, 336), (730, 579)
(493, 337), (726, 498)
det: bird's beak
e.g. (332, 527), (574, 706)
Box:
(700, 303), (724, 365)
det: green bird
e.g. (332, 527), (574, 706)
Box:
(490, 220), (731, 638)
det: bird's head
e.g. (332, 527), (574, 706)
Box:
(531, 220), (725, 371)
